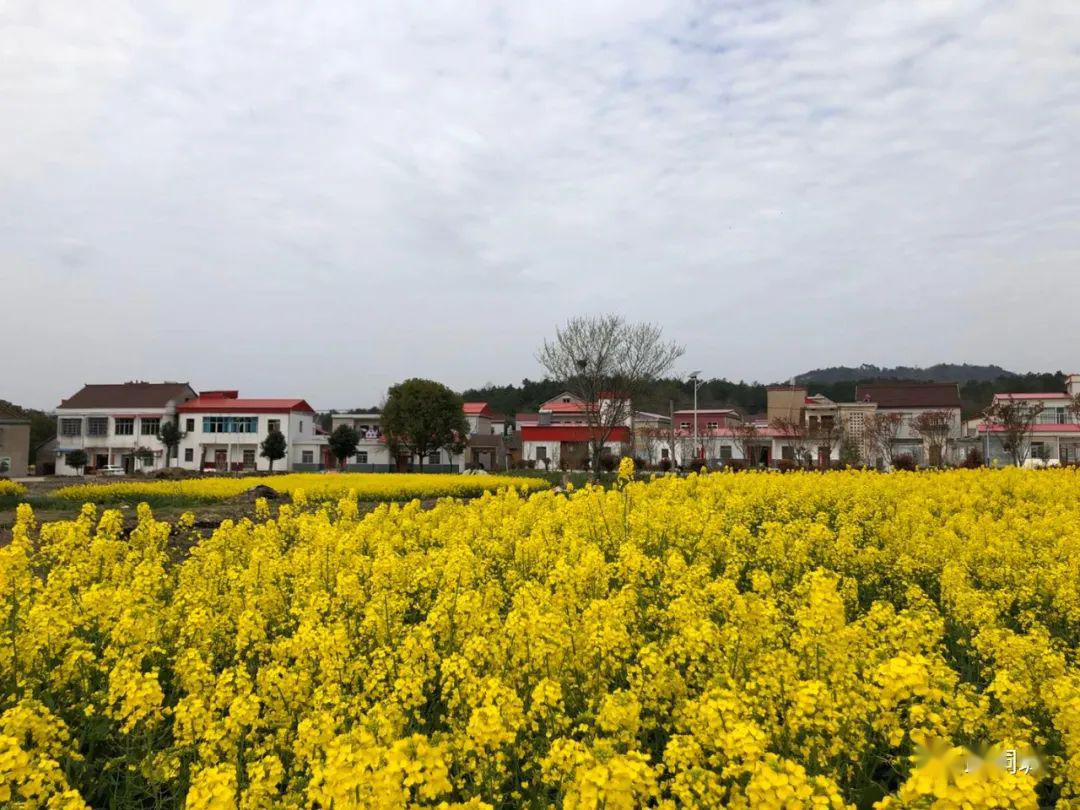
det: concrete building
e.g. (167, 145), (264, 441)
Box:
(519, 392), (630, 469)
(855, 383), (964, 465)
(53, 382), (198, 475)
(975, 374), (1080, 465)
(176, 391), (328, 472)
(0, 404), (31, 477)
(463, 402), (509, 471)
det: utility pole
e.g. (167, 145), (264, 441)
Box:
(689, 371), (703, 464)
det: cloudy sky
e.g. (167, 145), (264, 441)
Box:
(3, 1), (1079, 409)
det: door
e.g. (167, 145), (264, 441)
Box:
(95, 454), (108, 470)
(242, 449), (256, 470)
(214, 450), (227, 471)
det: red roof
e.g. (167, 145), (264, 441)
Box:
(179, 394), (315, 414)
(541, 401), (589, 414)
(464, 402), (493, 417)
(521, 425), (631, 443)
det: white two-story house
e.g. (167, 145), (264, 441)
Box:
(176, 391), (327, 472)
(54, 381), (198, 475)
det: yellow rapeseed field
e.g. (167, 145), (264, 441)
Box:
(3, 465), (1079, 808)
(0, 480), (27, 498)
(50, 472), (549, 504)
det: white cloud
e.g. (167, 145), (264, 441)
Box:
(2, 0), (1079, 408)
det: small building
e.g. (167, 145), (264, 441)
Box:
(54, 382), (198, 475)
(328, 411), (463, 472)
(463, 402), (508, 471)
(0, 404), (31, 477)
(976, 375), (1080, 465)
(855, 382), (964, 465)
(519, 392), (630, 469)
(176, 391), (328, 472)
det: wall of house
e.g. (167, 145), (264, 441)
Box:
(53, 408), (175, 475)
(0, 422), (31, 477)
(175, 410), (323, 472)
(766, 388), (807, 423)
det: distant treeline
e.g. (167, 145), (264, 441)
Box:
(462, 369), (1070, 421)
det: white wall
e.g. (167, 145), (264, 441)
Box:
(176, 410), (324, 472)
(54, 408), (175, 475)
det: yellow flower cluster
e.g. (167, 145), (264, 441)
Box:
(2, 468), (1079, 808)
(0, 480), (27, 498)
(51, 472), (548, 504)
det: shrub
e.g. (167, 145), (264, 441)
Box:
(659, 458), (672, 472)
(725, 459), (748, 472)
(892, 454), (917, 471)
(961, 448), (984, 469)
(777, 459), (798, 473)
(599, 454), (618, 473)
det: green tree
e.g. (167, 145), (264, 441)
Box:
(260, 429), (287, 472)
(382, 379), (468, 472)
(65, 449), (88, 473)
(158, 420), (183, 467)
(328, 424), (360, 470)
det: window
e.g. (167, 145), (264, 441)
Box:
(679, 422), (691, 430)
(243, 449), (256, 468)
(301, 450), (314, 464)
(720, 445), (733, 460)
(60, 418), (82, 437)
(184, 448), (194, 462)
(299, 421), (304, 433)
(535, 446), (548, 461)
(141, 417), (161, 436)
(356, 451), (368, 464)
(661, 448), (669, 460)
(202, 416), (258, 433)
(87, 417), (108, 436)
(268, 419), (281, 433)
(114, 418), (134, 436)
(706, 421), (719, 430)
(142, 455), (154, 467)
(428, 452), (441, 465)
(782, 446), (795, 461)
(185, 418), (195, 432)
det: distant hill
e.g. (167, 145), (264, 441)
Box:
(795, 364), (1016, 385)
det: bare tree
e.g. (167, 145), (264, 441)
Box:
(807, 416), (843, 468)
(865, 412), (903, 468)
(1069, 392), (1080, 424)
(730, 421), (761, 466)
(770, 417), (814, 467)
(537, 315), (684, 476)
(910, 410), (955, 467)
(983, 398), (1044, 467)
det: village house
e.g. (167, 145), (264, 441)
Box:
(0, 404), (31, 477)
(53, 382), (198, 475)
(328, 410), (469, 472)
(855, 382), (964, 465)
(175, 391), (329, 472)
(519, 392), (631, 469)
(463, 402), (509, 471)
(975, 374), (1080, 465)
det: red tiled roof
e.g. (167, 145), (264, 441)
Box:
(58, 382), (196, 410)
(541, 401), (589, 413)
(179, 396), (315, 414)
(855, 383), (961, 409)
(463, 402), (493, 417)
(521, 425), (631, 443)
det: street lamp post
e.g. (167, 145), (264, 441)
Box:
(689, 371), (703, 465)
